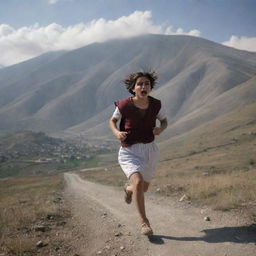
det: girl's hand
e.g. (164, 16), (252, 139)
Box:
(115, 131), (128, 141)
(153, 127), (162, 136)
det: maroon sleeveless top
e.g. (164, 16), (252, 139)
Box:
(115, 96), (161, 147)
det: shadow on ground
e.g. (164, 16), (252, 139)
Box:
(148, 225), (256, 245)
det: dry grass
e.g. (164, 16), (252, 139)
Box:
(153, 165), (256, 210)
(0, 174), (71, 255)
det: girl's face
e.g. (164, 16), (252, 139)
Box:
(132, 76), (152, 98)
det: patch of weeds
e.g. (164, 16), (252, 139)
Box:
(249, 159), (255, 166)
(117, 180), (125, 187)
(250, 215), (256, 224)
(165, 184), (185, 194)
(215, 201), (241, 211)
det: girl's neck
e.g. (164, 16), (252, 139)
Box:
(132, 96), (149, 109)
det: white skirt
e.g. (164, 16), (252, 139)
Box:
(118, 141), (160, 183)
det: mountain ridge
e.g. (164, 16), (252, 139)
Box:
(0, 34), (255, 144)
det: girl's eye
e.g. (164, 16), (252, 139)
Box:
(137, 82), (150, 86)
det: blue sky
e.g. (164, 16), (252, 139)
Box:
(0, 0), (255, 66)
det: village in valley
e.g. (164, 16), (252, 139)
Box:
(0, 131), (114, 177)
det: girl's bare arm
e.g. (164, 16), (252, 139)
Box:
(109, 117), (128, 141)
(153, 118), (168, 136)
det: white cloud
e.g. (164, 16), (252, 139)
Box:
(222, 36), (256, 52)
(0, 11), (200, 66)
(47, 0), (73, 4)
(164, 24), (200, 37)
(48, 0), (60, 4)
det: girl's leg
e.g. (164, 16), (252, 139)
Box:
(125, 173), (153, 235)
(127, 173), (153, 235)
(129, 172), (147, 223)
(125, 177), (150, 205)
(125, 178), (150, 194)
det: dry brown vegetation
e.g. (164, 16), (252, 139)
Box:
(0, 174), (74, 256)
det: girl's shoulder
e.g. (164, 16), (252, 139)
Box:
(149, 96), (161, 108)
(115, 97), (133, 107)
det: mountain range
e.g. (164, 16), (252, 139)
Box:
(0, 34), (255, 146)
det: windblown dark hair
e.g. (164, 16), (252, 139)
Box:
(123, 70), (158, 95)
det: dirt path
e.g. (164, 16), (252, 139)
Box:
(64, 173), (256, 256)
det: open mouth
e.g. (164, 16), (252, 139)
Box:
(141, 90), (147, 96)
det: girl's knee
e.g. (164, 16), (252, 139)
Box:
(134, 177), (143, 188)
(130, 173), (144, 189)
